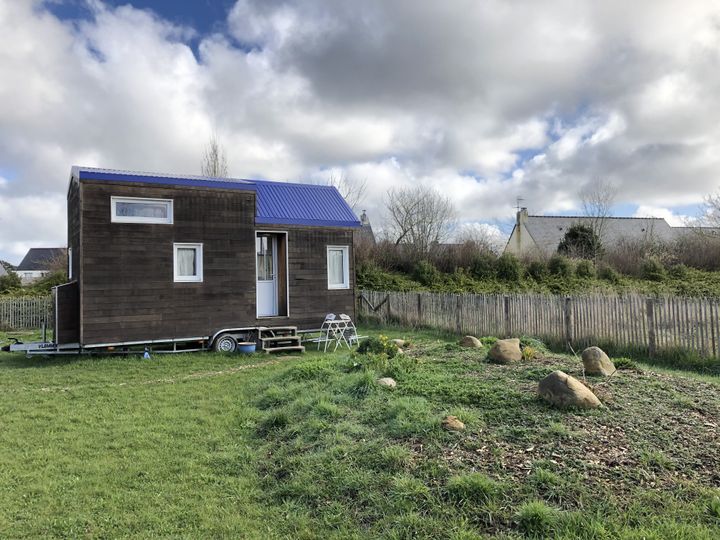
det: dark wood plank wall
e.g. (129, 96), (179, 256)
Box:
(78, 180), (356, 345)
(80, 180), (257, 344)
(67, 179), (81, 283)
(55, 282), (80, 344)
(258, 226), (356, 329)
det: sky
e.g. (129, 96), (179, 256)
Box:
(1, 0), (720, 264)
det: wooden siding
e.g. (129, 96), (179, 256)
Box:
(78, 180), (356, 345)
(55, 282), (79, 344)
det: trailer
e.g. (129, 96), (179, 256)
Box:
(3, 323), (306, 356)
(3, 166), (360, 355)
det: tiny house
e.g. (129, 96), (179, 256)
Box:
(50, 166), (360, 352)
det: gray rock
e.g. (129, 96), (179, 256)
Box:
(538, 370), (602, 409)
(460, 335), (481, 348)
(441, 415), (465, 431)
(582, 346), (616, 376)
(488, 338), (522, 364)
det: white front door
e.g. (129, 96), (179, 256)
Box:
(256, 234), (278, 317)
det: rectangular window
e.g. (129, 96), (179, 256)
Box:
(111, 196), (173, 224)
(327, 245), (350, 289)
(174, 243), (203, 282)
(68, 247), (72, 279)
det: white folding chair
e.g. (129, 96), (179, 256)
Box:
(338, 314), (367, 348)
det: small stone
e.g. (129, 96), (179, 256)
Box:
(459, 335), (481, 348)
(538, 370), (602, 409)
(488, 338), (522, 364)
(392, 339), (407, 347)
(442, 415), (465, 431)
(582, 346), (616, 376)
(377, 377), (397, 389)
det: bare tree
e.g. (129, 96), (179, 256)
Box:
(456, 223), (503, 254)
(385, 185), (456, 255)
(201, 133), (228, 177)
(326, 171), (367, 211)
(580, 178), (617, 239)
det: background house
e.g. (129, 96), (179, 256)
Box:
(504, 208), (711, 258)
(16, 248), (67, 284)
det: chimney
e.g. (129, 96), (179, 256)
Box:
(360, 210), (370, 226)
(516, 207), (528, 225)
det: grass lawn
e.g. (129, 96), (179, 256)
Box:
(1, 329), (719, 539)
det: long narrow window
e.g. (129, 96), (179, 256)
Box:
(327, 246), (350, 289)
(111, 196), (173, 224)
(174, 243), (203, 282)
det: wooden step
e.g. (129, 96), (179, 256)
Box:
(259, 326), (297, 334)
(263, 345), (305, 354)
(260, 336), (302, 346)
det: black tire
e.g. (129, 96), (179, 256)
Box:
(214, 334), (237, 353)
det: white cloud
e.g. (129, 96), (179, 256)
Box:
(1, 0), (720, 262)
(633, 205), (691, 227)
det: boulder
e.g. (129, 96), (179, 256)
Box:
(392, 339), (407, 348)
(442, 415), (465, 431)
(538, 370), (602, 409)
(377, 377), (397, 389)
(487, 338), (522, 364)
(459, 335), (481, 348)
(582, 346), (616, 376)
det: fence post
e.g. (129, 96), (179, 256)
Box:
(417, 293), (422, 326)
(455, 295), (462, 334)
(564, 296), (573, 347)
(646, 298), (656, 358)
(504, 296), (511, 337)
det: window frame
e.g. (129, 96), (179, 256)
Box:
(173, 243), (203, 283)
(111, 196), (174, 224)
(326, 245), (350, 290)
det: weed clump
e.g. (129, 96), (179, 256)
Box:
(447, 473), (502, 505)
(357, 335), (399, 358)
(515, 500), (559, 537)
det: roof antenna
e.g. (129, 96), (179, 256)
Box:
(516, 197), (525, 210)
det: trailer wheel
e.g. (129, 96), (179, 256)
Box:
(214, 334), (237, 353)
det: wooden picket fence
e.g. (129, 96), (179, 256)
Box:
(0, 295), (53, 331)
(358, 290), (720, 358)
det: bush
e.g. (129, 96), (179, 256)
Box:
(0, 270), (21, 293)
(470, 253), (497, 280)
(413, 260), (441, 286)
(526, 260), (547, 281)
(495, 253), (522, 281)
(575, 259), (596, 279)
(668, 263), (689, 279)
(557, 224), (603, 259)
(597, 264), (620, 283)
(547, 255), (573, 278)
(641, 256), (666, 281)
(357, 335), (399, 359)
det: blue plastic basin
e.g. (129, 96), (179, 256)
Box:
(237, 342), (256, 354)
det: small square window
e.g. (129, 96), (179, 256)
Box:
(327, 245), (350, 289)
(111, 196), (173, 224)
(174, 243), (203, 282)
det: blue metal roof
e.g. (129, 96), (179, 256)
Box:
(73, 166), (360, 228)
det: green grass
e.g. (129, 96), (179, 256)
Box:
(1, 328), (720, 538)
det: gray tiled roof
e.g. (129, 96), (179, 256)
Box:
(525, 216), (677, 256)
(16, 248), (67, 271)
